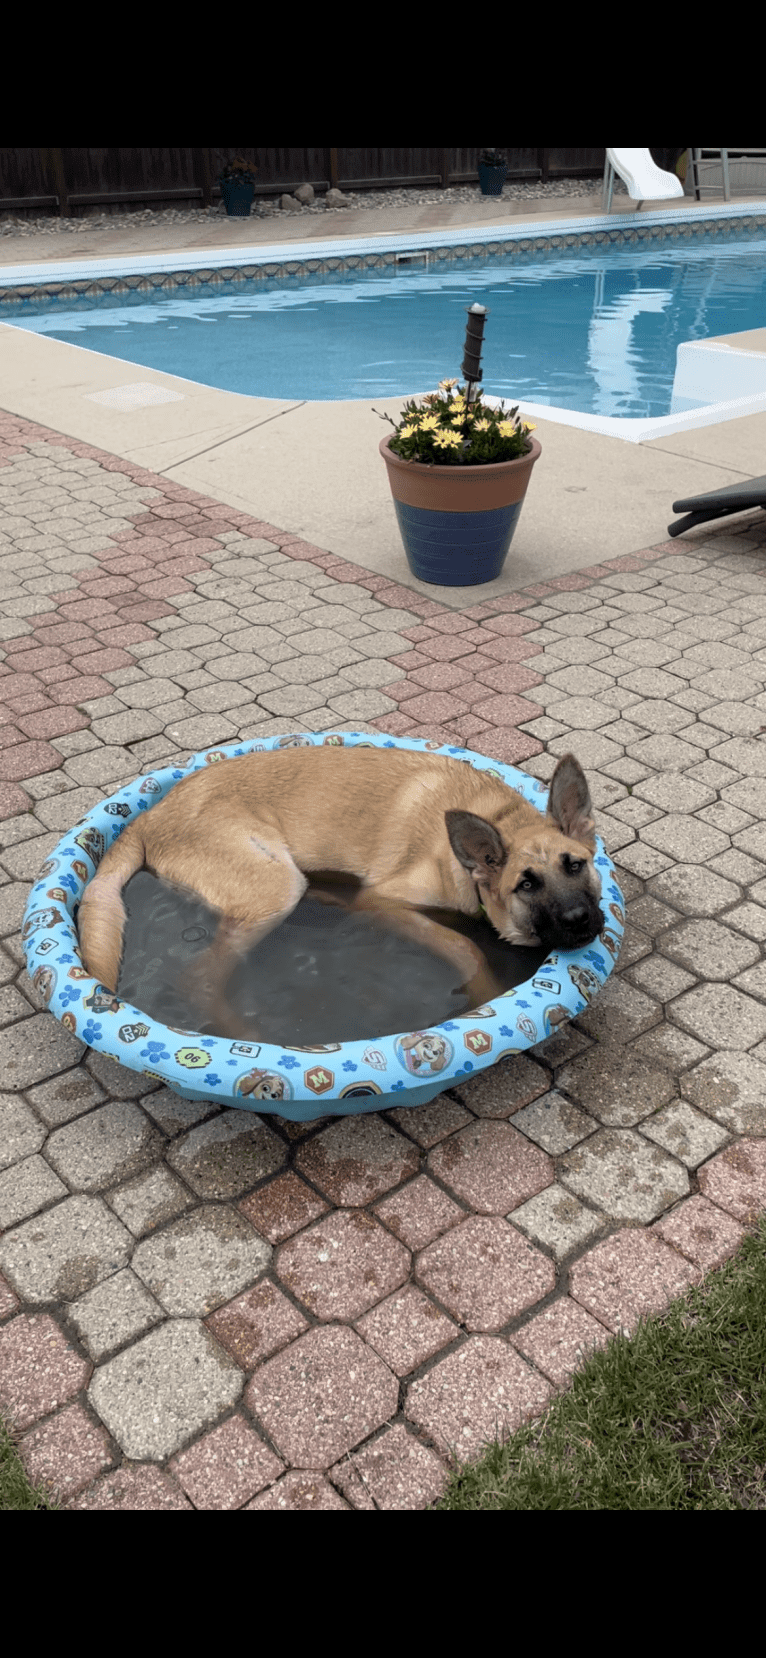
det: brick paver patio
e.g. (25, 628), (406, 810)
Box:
(1, 408), (766, 1509)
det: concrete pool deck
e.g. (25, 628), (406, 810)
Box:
(2, 189), (766, 604)
(1, 191), (766, 1510)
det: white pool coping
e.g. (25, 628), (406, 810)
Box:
(4, 200), (766, 446)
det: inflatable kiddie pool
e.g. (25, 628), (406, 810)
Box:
(23, 733), (624, 1123)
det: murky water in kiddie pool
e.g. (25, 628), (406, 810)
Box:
(117, 870), (550, 1045)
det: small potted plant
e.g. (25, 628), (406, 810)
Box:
(478, 148), (508, 196)
(217, 155), (259, 216)
(375, 381), (540, 586)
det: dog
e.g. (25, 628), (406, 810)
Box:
(77, 747), (604, 1036)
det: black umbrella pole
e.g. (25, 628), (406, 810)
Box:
(462, 303), (489, 406)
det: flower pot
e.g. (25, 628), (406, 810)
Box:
(220, 178), (255, 216)
(380, 434), (541, 586)
(478, 162), (507, 196)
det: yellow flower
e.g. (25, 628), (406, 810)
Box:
(473, 419), (490, 431)
(438, 378), (459, 390)
(497, 420), (518, 437)
(418, 414), (440, 431)
(398, 424), (419, 439)
(525, 423), (537, 432)
(433, 429), (463, 449)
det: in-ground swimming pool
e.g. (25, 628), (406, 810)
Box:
(5, 231), (766, 421)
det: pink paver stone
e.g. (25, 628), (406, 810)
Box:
(0, 780), (32, 818)
(373, 710), (420, 735)
(474, 660), (546, 695)
(651, 1193), (750, 1270)
(3, 647), (68, 674)
(18, 1401), (112, 1504)
(484, 636), (544, 662)
(48, 675), (114, 703)
(294, 1114), (419, 1205)
(386, 1093), (472, 1148)
(0, 673), (44, 701)
(0, 739), (62, 781)
(16, 706), (90, 741)
(245, 1324), (398, 1469)
(169, 1414), (285, 1509)
(79, 575), (137, 598)
(511, 1296), (612, 1386)
(396, 690), (472, 723)
(406, 1334), (553, 1464)
(238, 1170), (330, 1244)
(416, 1215), (556, 1331)
(469, 730), (543, 764)
(405, 661), (475, 692)
(55, 598), (117, 623)
(428, 1119), (554, 1212)
(696, 1138), (766, 1225)
(94, 623), (156, 649)
(374, 1174), (464, 1250)
(246, 1471), (350, 1509)
(69, 1466), (194, 1510)
(472, 692), (544, 725)
(355, 1283), (459, 1375)
(330, 1422), (450, 1510)
(0, 1314), (91, 1431)
(276, 1210), (410, 1321)
(429, 613), (486, 635)
(205, 1279), (309, 1370)
(418, 635), (480, 662)
(478, 634), (547, 666)
(33, 622), (95, 646)
(569, 1227), (699, 1335)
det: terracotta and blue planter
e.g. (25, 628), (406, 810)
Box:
(380, 434), (541, 586)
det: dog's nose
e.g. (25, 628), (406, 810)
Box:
(563, 902), (589, 927)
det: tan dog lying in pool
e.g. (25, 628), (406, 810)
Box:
(78, 747), (604, 1035)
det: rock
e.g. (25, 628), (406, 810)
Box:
(280, 194), (303, 213)
(325, 187), (352, 208)
(294, 183), (315, 205)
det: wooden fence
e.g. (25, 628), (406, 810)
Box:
(0, 148), (609, 217)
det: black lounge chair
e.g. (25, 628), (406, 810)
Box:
(668, 476), (766, 537)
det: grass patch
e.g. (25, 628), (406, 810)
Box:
(2, 1216), (764, 1511)
(432, 1213), (766, 1510)
(0, 1413), (60, 1511)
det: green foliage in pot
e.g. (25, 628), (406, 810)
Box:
(478, 149), (507, 168)
(217, 154), (259, 184)
(374, 381), (536, 466)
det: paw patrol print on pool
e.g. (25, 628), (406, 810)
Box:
(23, 733), (624, 1123)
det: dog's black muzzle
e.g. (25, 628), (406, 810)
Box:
(534, 898), (604, 953)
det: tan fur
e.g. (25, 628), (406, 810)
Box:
(77, 747), (603, 1034)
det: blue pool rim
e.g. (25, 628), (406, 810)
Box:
(22, 732), (625, 1123)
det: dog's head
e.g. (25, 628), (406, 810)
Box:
(445, 754), (604, 952)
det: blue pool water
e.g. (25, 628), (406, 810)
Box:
(6, 236), (766, 418)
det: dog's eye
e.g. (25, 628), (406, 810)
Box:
(564, 857), (584, 875)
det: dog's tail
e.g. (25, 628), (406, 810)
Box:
(77, 817), (146, 992)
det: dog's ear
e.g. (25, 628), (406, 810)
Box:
(546, 754), (596, 851)
(446, 810), (507, 885)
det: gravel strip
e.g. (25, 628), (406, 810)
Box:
(0, 176), (627, 239)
